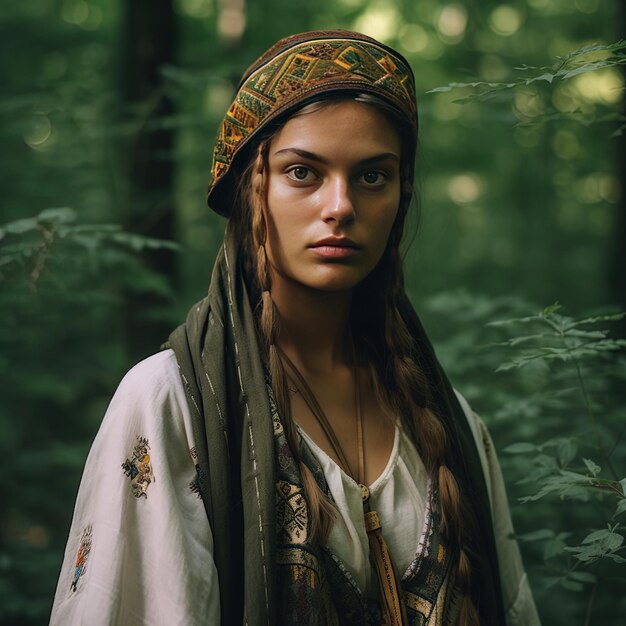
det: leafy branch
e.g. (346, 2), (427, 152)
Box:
(490, 302), (626, 596)
(427, 40), (626, 100)
(0, 208), (180, 290)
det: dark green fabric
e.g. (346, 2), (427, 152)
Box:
(168, 227), (277, 625)
(167, 226), (506, 625)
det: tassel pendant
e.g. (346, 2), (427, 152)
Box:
(361, 486), (407, 626)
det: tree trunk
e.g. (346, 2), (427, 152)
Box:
(120, 0), (177, 359)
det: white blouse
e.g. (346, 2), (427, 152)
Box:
(50, 349), (540, 625)
(297, 424), (430, 597)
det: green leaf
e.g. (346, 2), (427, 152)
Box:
(541, 576), (562, 589)
(560, 579), (583, 591)
(568, 571), (596, 583)
(37, 207), (76, 224)
(582, 528), (623, 548)
(615, 500), (626, 518)
(606, 554), (626, 563)
(425, 81), (515, 94)
(543, 537), (569, 560)
(487, 313), (545, 327)
(525, 72), (555, 85)
(556, 439), (577, 467)
(583, 458), (601, 477)
(111, 232), (181, 253)
(518, 529), (555, 542)
(518, 470), (594, 503)
(543, 303), (562, 317)
(509, 333), (556, 346)
(503, 442), (538, 454)
(561, 61), (615, 80)
(562, 329), (607, 340)
(2, 218), (39, 235)
(569, 312), (626, 327)
(557, 40), (626, 61)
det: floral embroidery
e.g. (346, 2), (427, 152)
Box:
(70, 525), (92, 592)
(122, 436), (154, 498)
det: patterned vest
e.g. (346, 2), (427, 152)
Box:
(271, 383), (462, 625)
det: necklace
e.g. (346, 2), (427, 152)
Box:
(277, 347), (407, 626)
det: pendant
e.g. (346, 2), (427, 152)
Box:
(359, 483), (370, 503)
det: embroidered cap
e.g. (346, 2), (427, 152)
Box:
(207, 30), (418, 217)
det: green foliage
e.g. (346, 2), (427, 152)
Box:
(428, 39), (626, 106)
(0, 210), (178, 624)
(489, 305), (626, 371)
(426, 296), (626, 624)
(425, 39), (626, 139)
(565, 526), (625, 564)
(0, 207), (179, 288)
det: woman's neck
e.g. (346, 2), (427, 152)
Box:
(270, 276), (352, 375)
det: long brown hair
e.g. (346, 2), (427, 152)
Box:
(230, 93), (480, 625)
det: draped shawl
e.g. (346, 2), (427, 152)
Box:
(167, 228), (506, 625)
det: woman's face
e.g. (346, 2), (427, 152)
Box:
(264, 100), (402, 294)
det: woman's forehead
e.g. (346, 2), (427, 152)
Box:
(269, 101), (402, 160)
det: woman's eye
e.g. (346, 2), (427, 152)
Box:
(286, 166), (314, 182)
(360, 171), (386, 186)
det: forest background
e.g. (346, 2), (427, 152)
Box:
(1, 0), (625, 624)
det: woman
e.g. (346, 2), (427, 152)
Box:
(51, 30), (539, 625)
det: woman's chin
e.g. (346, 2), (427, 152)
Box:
(270, 260), (377, 295)
(297, 271), (370, 294)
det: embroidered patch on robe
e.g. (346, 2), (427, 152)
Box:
(70, 525), (92, 592)
(122, 436), (154, 498)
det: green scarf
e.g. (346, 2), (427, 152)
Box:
(167, 228), (506, 624)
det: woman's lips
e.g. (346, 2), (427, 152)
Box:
(310, 245), (360, 258)
(309, 237), (360, 259)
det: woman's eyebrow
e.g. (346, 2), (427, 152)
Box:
(272, 147), (400, 165)
(358, 152), (400, 166)
(272, 148), (329, 163)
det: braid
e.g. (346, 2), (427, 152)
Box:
(367, 214), (480, 625)
(248, 142), (336, 543)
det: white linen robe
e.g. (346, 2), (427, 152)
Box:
(50, 349), (540, 625)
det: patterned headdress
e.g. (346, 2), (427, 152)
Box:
(207, 30), (418, 216)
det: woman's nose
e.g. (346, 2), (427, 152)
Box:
(320, 176), (356, 224)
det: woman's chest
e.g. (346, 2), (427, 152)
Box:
(298, 426), (430, 594)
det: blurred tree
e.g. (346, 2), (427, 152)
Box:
(120, 0), (178, 358)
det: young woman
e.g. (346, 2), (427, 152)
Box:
(51, 30), (540, 625)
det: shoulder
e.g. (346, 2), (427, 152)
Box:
(453, 389), (495, 500)
(90, 349), (195, 474)
(50, 350), (219, 624)
(453, 389), (487, 450)
(453, 390), (542, 625)
(112, 349), (184, 408)
(103, 349), (188, 427)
